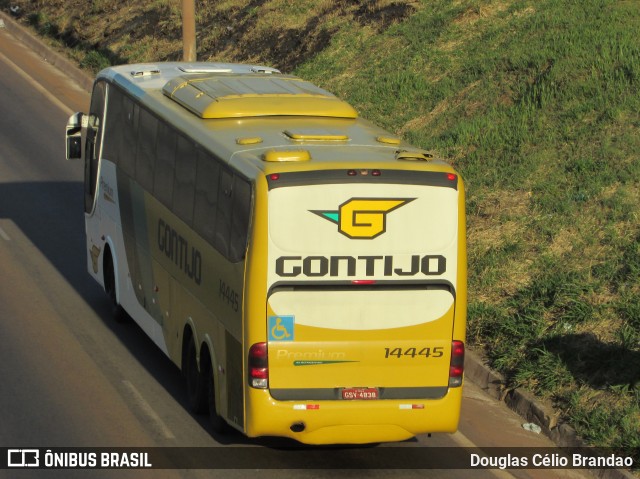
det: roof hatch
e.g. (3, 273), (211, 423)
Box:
(262, 149), (312, 162)
(162, 74), (358, 119)
(395, 150), (434, 162)
(284, 130), (349, 141)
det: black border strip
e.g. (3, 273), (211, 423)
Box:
(267, 169), (458, 190)
(2, 447), (637, 469)
(268, 280), (456, 299)
(270, 386), (448, 401)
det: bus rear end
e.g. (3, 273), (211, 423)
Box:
(246, 167), (466, 444)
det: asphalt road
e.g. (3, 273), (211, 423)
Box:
(0, 23), (592, 479)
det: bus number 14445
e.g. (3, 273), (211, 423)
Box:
(384, 347), (444, 359)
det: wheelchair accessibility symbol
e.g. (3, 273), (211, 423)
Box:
(268, 316), (294, 341)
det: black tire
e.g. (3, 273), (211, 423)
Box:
(205, 361), (228, 434)
(184, 336), (208, 414)
(104, 251), (126, 322)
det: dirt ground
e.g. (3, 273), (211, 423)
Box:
(2, 0), (418, 72)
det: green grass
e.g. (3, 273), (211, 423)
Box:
(10, 0), (640, 466)
(298, 0), (640, 464)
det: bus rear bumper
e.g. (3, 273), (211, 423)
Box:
(245, 386), (463, 445)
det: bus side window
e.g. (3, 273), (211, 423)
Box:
(120, 98), (138, 179)
(229, 177), (251, 262)
(215, 169), (233, 258)
(154, 123), (176, 209)
(102, 86), (123, 166)
(85, 81), (106, 213)
(193, 151), (221, 245)
(173, 135), (196, 226)
(136, 107), (158, 192)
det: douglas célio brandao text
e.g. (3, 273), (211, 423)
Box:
(470, 452), (634, 469)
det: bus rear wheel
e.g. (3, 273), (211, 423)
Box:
(205, 361), (228, 434)
(104, 251), (125, 322)
(184, 336), (208, 414)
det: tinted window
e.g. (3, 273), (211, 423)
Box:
(120, 98), (138, 178)
(230, 176), (252, 262)
(172, 135), (196, 225)
(85, 81), (106, 213)
(99, 84), (252, 262)
(193, 150), (220, 244)
(154, 122), (176, 209)
(136, 107), (157, 191)
(102, 86), (123, 165)
(215, 169), (233, 257)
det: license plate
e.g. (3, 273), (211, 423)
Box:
(341, 387), (379, 400)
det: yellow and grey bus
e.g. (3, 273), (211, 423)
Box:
(66, 62), (467, 445)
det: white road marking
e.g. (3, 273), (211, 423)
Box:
(450, 431), (517, 479)
(0, 226), (11, 241)
(0, 49), (74, 116)
(122, 380), (175, 440)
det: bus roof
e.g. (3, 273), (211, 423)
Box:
(162, 73), (358, 119)
(97, 62), (448, 178)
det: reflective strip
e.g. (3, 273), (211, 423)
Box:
(293, 404), (320, 410)
(399, 404), (425, 410)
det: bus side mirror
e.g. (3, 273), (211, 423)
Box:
(66, 112), (85, 160)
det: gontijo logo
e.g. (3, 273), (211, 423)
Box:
(311, 198), (415, 239)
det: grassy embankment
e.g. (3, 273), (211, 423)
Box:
(6, 0), (639, 463)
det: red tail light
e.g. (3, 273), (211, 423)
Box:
(449, 340), (464, 387)
(249, 342), (268, 389)
(351, 279), (377, 285)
